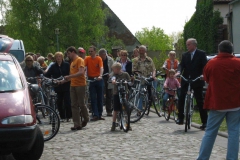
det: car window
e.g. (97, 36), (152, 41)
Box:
(9, 50), (25, 63)
(0, 61), (23, 91)
(0, 38), (12, 52)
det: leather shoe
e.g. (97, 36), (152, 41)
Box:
(71, 126), (82, 131)
(90, 116), (98, 121)
(176, 119), (184, 125)
(200, 123), (207, 130)
(82, 121), (88, 127)
(98, 117), (105, 120)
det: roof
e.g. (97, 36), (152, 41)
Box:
(0, 53), (14, 61)
(229, 0), (240, 4)
(213, 0), (232, 4)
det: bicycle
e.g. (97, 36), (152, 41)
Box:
(128, 71), (161, 123)
(109, 79), (131, 132)
(179, 75), (203, 132)
(27, 77), (61, 141)
(163, 88), (178, 121)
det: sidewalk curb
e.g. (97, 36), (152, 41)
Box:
(149, 109), (228, 138)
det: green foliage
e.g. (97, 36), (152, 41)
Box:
(153, 52), (168, 72)
(135, 26), (172, 51)
(99, 36), (125, 54)
(183, 0), (223, 53)
(0, 0), (108, 56)
(169, 31), (185, 51)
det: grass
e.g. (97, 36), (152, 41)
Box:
(192, 110), (227, 132)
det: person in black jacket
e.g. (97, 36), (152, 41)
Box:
(176, 38), (208, 129)
(45, 52), (72, 121)
(23, 55), (44, 84)
(117, 50), (133, 77)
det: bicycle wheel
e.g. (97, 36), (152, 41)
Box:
(188, 98), (194, 129)
(156, 80), (164, 117)
(35, 105), (60, 141)
(153, 91), (163, 117)
(173, 100), (178, 122)
(129, 93), (148, 123)
(120, 101), (130, 132)
(145, 99), (150, 116)
(164, 100), (170, 121)
(184, 96), (190, 132)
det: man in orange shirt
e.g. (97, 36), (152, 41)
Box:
(60, 46), (89, 130)
(85, 46), (104, 121)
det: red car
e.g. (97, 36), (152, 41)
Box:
(0, 53), (44, 159)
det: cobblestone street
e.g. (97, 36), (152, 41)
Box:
(40, 111), (239, 160)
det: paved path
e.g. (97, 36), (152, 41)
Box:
(39, 112), (239, 160)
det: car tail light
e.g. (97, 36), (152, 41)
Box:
(1, 115), (33, 125)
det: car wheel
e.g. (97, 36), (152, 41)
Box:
(12, 126), (44, 160)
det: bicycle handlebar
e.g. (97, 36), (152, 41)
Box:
(108, 79), (132, 84)
(179, 75), (203, 83)
(163, 88), (178, 91)
(87, 73), (109, 83)
(27, 76), (64, 86)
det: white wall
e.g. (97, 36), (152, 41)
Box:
(232, 2), (240, 53)
(214, 4), (229, 24)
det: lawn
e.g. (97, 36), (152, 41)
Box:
(192, 110), (227, 132)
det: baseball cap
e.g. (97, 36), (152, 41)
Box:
(78, 47), (86, 53)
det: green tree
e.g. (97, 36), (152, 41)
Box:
(0, 0), (107, 55)
(169, 31), (185, 51)
(99, 36), (125, 55)
(135, 26), (172, 51)
(183, 0), (223, 53)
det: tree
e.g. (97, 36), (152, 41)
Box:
(0, 0), (108, 55)
(99, 36), (125, 55)
(169, 31), (185, 51)
(183, 0), (223, 53)
(135, 26), (172, 51)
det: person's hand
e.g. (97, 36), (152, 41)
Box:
(152, 76), (156, 80)
(97, 76), (102, 80)
(64, 76), (70, 81)
(200, 75), (204, 80)
(174, 72), (180, 77)
(130, 76), (135, 82)
(112, 80), (116, 84)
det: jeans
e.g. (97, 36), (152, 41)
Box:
(137, 84), (151, 110)
(197, 109), (240, 160)
(89, 79), (104, 117)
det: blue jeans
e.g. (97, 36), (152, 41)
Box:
(89, 79), (104, 117)
(137, 84), (151, 110)
(197, 109), (240, 160)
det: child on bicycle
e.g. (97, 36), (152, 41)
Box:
(163, 69), (180, 110)
(110, 62), (132, 131)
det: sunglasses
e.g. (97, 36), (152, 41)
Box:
(121, 55), (127, 56)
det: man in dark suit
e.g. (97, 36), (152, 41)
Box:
(176, 38), (208, 130)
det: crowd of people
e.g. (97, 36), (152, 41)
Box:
(21, 39), (239, 160)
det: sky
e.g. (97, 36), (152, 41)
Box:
(103, 0), (197, 35)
